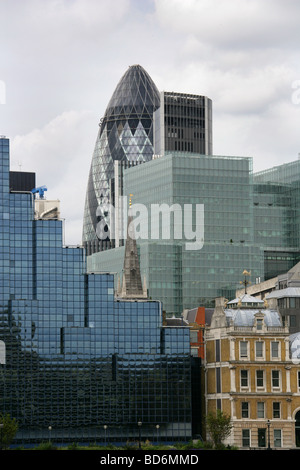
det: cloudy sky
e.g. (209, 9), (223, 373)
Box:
(0, 0), (300, 244)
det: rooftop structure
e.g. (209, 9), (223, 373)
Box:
(223, 294), (281, 328)
(240, 261), (300, 333)
(153, 91), (213, 156)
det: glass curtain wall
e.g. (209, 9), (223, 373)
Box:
(254, 160), (300, 278)
(0, 138), (192, 445)
(123, 152), (264, 311)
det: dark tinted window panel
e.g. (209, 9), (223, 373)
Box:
(10, 171), (36, 192)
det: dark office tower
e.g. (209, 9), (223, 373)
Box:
(153, 91), (213, 156)
(82, 65), (160, 255)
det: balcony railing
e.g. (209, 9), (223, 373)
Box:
(233, 326), (288, 333)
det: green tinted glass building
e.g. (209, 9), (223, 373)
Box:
(88, 154), (300, 315)
(253, 160), (300, 279)
(88, 152), (265, 313)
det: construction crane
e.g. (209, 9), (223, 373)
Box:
(31, 185), (47, 199)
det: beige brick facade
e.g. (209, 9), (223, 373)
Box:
(205, 297), (300, 449)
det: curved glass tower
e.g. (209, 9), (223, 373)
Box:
(82, 65), (160, 254)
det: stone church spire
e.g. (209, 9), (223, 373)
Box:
(117, 198), (147, 299)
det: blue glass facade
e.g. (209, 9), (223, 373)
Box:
(0, 138), (192, 444)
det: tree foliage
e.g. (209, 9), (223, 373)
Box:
(0, 413), (18, 449)
(206, 410), (232, 447)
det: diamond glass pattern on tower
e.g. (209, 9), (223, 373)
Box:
(82, 65), (160, 255)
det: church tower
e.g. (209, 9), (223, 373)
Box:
(117, 196), (147, 299)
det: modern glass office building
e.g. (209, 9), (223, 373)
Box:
(0, 138), (193, 444)
(82, 63), (300, 315)
(88, 152), (265, 313)
(82, 65), (160, 255)
(88, 152), (300, 315)
(253, 160), (300, 279)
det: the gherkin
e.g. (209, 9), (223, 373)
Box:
(82, 65), (160, 254)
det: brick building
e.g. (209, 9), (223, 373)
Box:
(205, 293), (300, 448)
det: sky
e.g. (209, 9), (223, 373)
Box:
(0, 0), (300, 245)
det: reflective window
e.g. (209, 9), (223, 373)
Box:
(0, 139), (192, 445)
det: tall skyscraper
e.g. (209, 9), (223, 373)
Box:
(154, 91), (213, 156)
(82, 65), (160, 255)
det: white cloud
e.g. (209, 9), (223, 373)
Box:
(1, 0), (300, 245)
(152, 0), (300, 169)
(10, 109), (97, 244)
(154, 0), (300, 50)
